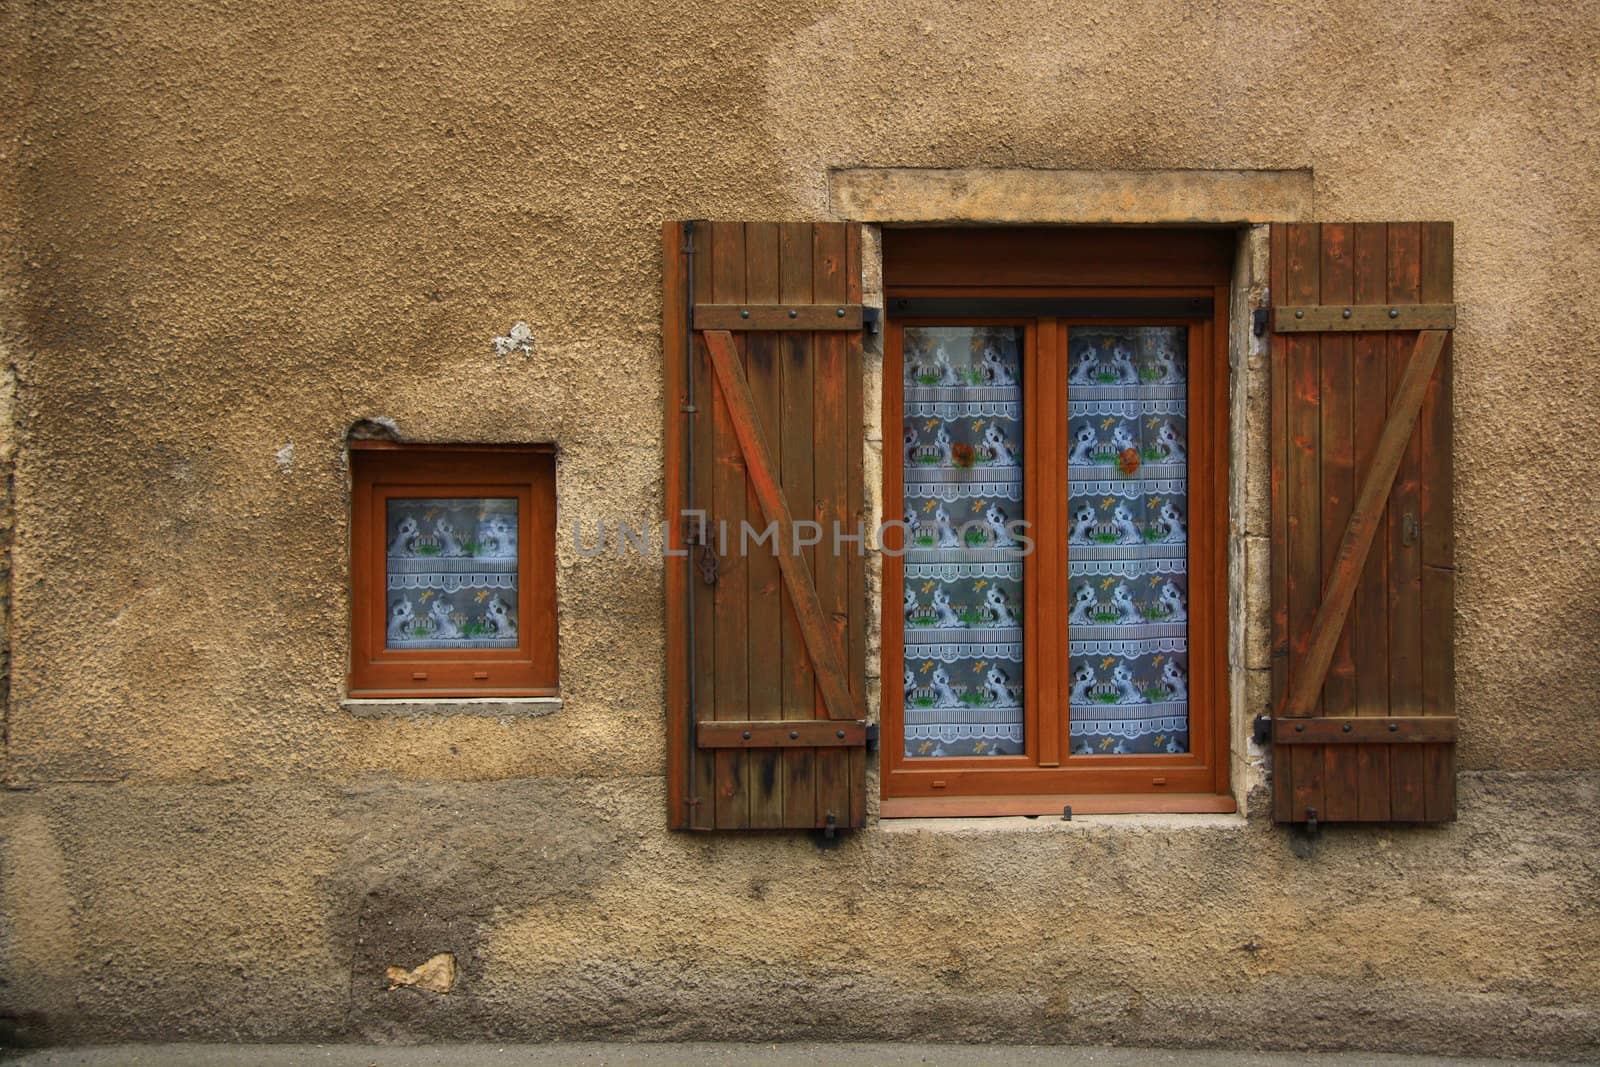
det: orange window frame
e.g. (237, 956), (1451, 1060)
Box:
(880, 283), (1232, 817)
(349, 443), (558, 698)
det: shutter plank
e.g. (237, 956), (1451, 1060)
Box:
(1285, 223), (1325, 820)
(663, 223), (690, 829)
(690, 222), (718, 829)
(1419, 221), (1456, 821)
(1351, 222), (1392, 820)
(711, 221), (752, 830)
(743, 223), (786, 829)
(1385, 223), (1426, 821)
(813, 222), (853, 829)
(1318, 224), (1360, 821)
(1269, 224), (1293, 822)
(778, 222), (818, 828)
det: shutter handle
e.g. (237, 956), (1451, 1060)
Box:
(684, 514), (719, 585)
(698, 541), (719, 585)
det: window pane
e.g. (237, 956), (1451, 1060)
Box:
(901, 326), (1024, 759)
(385, 498), (519, 649)
(1065, 326), (1190, 755)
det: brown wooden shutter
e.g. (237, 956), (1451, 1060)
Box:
(1269, 222), (1456, 825)
(663, 221), (868, 832)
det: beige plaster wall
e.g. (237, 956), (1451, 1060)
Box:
(2, 0), (1597, 1054)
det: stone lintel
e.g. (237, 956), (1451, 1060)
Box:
(830, 168), (1313, 224)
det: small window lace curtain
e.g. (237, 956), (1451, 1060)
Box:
(900, 327), (1025, 758)
(385, 498), (520, 650)
(1065, 327), (1191, 755)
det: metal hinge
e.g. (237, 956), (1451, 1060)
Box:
(682, 514), (719, 585)
(862, 306), (881, 335)
(1252, 714), (1273, 745)
(1252, 288), (1271, 337)
(864, 723), (879, 752)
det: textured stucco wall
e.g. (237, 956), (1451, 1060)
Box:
(2, 0), (1598, 1055)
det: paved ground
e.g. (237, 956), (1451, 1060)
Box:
(1, 1045), (1579, 1066)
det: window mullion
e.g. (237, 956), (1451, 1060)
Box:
(1030, 317), (1062, 768)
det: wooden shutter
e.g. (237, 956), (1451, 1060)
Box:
(663, 221), (868, 832)
(1269, 222), (1456, 825)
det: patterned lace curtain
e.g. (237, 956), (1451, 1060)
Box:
(901, 326), (1025, 757)
(1065, 327), (1190, 755)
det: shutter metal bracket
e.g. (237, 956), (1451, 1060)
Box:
(682, 514), (718, 585)
(691, 304), (879, 335)
(1274, 303), (1456, 332)
(864, 722), (880, 752)
(1252, 714), (1273, 746)
(1252, 306), (1271, 338)
(694, 304), (867, 331)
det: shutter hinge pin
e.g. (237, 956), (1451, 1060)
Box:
(681, 404), (698, 414)
(823, 812), (837, 840)
(1305, 807), (1319, 835)
(1061, 805), (1073, 822)
(1252, 714), (1273, 745)
(1252, 307), (1271, 338)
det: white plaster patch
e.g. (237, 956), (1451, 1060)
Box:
(274, 440), (294, 475)
(493, 321), (535, 358)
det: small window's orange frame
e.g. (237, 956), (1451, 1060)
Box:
(878, 228), (1234, 817)
(349, 443), (558, 698)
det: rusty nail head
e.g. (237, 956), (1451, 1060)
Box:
(789, 730), (799, 740)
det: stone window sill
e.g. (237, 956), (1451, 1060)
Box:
(876, 811), (1246, 835)
(340, 697), (561, 718)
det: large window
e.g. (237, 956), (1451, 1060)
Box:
(349, 444), (558, 698)
(880, 229), (1232, 812)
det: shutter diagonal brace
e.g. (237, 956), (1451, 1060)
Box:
(1283, 329), (1448, 720)
(702, 328), (862, 723)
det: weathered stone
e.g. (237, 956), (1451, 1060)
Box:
(830, 169), (1314, 224)
(1240, 536), (1273, 672)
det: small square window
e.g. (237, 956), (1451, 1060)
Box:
(349, 445), (557, 698)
